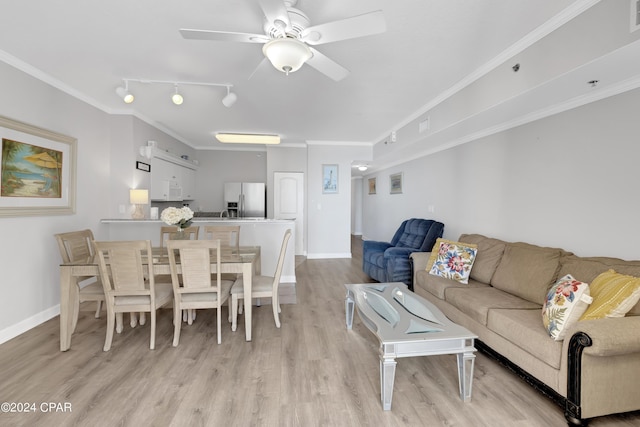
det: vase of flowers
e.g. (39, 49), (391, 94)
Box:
(160, 206), (194, 237)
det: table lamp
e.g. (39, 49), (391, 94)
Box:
(130, 189), (149, 219)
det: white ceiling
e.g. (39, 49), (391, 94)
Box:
(0, 0), (635, 168)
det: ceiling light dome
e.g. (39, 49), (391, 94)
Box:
(262, 38), (312, 75)
(171, 85), (184, 105)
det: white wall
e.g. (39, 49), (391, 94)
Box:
(306, 143), (370, 258)
(363, 87), (640, 260)
(194, 149), (267, 212)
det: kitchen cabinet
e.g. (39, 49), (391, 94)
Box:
(150, 155), (197, 201)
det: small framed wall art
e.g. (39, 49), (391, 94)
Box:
(390, 172), (403, 194)
(322, 164), (338, 194)
(368, 177), (376, 194)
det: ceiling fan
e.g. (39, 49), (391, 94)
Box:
(179, 0), (386, 81)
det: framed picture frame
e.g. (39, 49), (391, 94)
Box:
(136, 161), (151, 172)
(0, 115), (76, 217)
(322, 164), (338, 194)
(390, 172), (403, 194)
(368, 177), (376, 195)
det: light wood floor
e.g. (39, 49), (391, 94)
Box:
(1, 236), (639, 427)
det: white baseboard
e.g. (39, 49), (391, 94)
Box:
(307, 252), (352, 259)
(0, 305), (59, 345)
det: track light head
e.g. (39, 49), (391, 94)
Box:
(171, 85), (184, 105)
(115, 81), (134, 104)
(222, 86), (237, 107)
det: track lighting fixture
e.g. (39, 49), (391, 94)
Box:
(171, 84), (184, 105)
(222, 86), (237, 108)
(115, 80), (134, 104)
(116, 79), (235, 107)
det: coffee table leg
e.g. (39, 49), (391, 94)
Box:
(345, 289), (355, 329)
(380, 345), (397, 410)
(457, 340), (476, 402)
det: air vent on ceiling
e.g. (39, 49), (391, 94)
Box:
(631, 0), (640, 32)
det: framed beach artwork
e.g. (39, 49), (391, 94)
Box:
(0, 116), (76, 217)
(390, 172), (403, 194)
(368, 177), (376, 194)
(322, 164), (338, 194)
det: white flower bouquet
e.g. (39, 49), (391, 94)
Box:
(160, 206), (194, 228)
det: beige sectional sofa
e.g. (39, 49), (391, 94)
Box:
(410, 233), (640, 426)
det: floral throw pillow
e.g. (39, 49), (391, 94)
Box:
(542, 274), (592, 341)
(428, 240), (478, 284)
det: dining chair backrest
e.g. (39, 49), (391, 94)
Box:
(94, 240), (154, 294)
(166, 239), (222, 292)
(202, 225), (240, 254)
(160, 225), (200, 247)
(55, 229), (95, 263)
(272, 229), (292, 290)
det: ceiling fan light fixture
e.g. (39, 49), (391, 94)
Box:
(171, 84), (184, 105)
(262, 38), (312, 75)
(216, 133), (280, 145)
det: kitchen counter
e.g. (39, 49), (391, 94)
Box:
(100, 218), (297, 302)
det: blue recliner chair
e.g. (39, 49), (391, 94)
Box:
(362, 218), (444, 288)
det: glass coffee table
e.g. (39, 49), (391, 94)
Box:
(345, 282), (477, 410)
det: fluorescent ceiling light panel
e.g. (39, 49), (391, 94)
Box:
(216, 133), (280, 144)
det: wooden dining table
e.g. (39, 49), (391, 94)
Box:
(58, 245), (261, 351)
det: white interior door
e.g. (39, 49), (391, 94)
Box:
(274, 172), (304, 255)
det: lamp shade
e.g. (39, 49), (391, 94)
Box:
(262, 38), (312, 75)
(130, 189), (149, 204)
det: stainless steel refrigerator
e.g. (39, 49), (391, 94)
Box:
(224, 182), (266, 218)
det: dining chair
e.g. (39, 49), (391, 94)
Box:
(94, 240), (173, 351)
(160, 225), (200, 247)
(230, 229), (292, 331)
(54, 229), (105, 332)
(167, 239), (234, 345)
(201, 225), (240, 254)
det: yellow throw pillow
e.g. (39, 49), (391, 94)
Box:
(580, 269), (640, 320)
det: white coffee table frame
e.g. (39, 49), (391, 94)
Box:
(345, 282), (477, 410)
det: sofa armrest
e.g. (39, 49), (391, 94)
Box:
(363, 240), (393, 253)
(409, 252), (431, 271)
(567, 316), (640, 357)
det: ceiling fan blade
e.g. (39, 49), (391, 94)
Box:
(301, 10), (386, 45)
(247, 57), (269, 80)
(180, 29), (269, 44)
(258, 0), (291, 32)
(306, 47), (349, 81)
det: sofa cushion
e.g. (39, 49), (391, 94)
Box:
(542, 274), (592, 341)
(559, 255), (640, 316)
(445, 287), (540, 326)
(459, 234), (506, 284)
(428, 239), (478, 284)
(488, 308), (563, 369)
(491, 242), (563, 304)
(416, 270), (489, 300)
(580, 270), (640, 320)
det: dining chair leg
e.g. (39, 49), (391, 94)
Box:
(272, 294), (281, 328)
(173, 306), (182, 347)
(150, 309), (156, 350)
(217, 306), (222, 344)
(94, 301), (102, 319)
(71, 286), (80, 334)
(104, 307), (115, 352)
(116, 313), (124, 333)
(130, 312), (138, 328)
(231, 294), (239, 332)
(139, 312), (146, 326)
